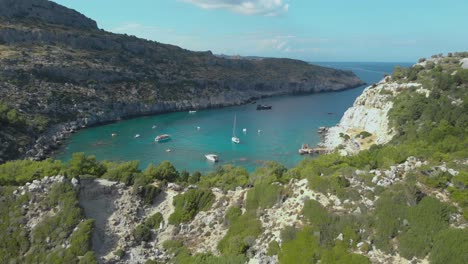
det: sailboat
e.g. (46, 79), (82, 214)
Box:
(231, 114), (240, 144)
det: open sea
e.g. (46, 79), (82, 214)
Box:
(55, 62), (412, 172)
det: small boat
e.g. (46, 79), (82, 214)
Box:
(197, 126), (201, 130)
(232, 114), (240, 144)
(134, 134), (140, 138)
(205, 154), (219, 162)
(242, 128), (247, 133)
(155, 134), (171, 142)
(189, 110), (197, 114)
(256, 104), (272, 110)
(111, 133), (117, 137)
(152, 125), (157, 129)
(298, 143), (311, 155)
(166, 149), (172, 152)
(257, 129), (261, 134)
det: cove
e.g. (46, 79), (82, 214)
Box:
(55, 62), (411, 172)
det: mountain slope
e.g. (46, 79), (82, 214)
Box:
(0, 0), (364, 163)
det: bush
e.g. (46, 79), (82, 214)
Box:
(398, 197), (453, 259)
(224, 206), (242, 227)
(144, 161), (179, 182)
(267, 240), (280, 256)
(279, 228), (319, 264)
(133, 224), (152, 243)
(198, 165), (249, 191)
(102, 160), (140, 185)
(357, 131), (372, 139)
(67, 153), (106, 177)
(79, 251), (98, 264)
(69, 219), (94, 256)
(169, 189), (215, 225)
(0, 159), (63, 185)
(430, 228), (468, 264)
(218, 211), (262, 255)
(138, 184), (161, 205)
(245, 183), (283, 211)
(146, 212), (164, 230)
(114, 248), (125, 259)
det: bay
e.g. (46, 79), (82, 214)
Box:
(55, 62), (412, 172)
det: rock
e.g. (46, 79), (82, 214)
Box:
(71, 177), (79, 187)
(336, 233), (344, 241)
(167, 183), (182, 191)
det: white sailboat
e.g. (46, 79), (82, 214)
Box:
(231, 114), (240, 144)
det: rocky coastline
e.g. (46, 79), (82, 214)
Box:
(28, 83), (364, 161)
(0, 0), (364, 163)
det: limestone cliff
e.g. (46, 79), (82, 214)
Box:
(320, 77), (423, 155)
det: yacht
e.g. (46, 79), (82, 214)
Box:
(155, 134), (171, 142)
(205, 154), (219, 162)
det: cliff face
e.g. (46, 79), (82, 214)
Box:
(0, 0), (364, 162)
(320, 78), (423, 155)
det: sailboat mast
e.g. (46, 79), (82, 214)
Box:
(233, 114), (236, 137)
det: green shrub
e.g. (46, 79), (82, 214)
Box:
(144, 161), (179, 182)
(69, 219), (94, 256)
(133, 224), (152, 243)
(79, 251), (98, 264)
(146, 212), (164, 229)
(280, 226), (298, 243)
(218, 211), (262, 255)
(169, 189), (215, 225)
(279, 228), (319, 264)
(357, 131), (372, 139)
(162, 239), (184, 254)
(114, 248), (125, 259)
(245, 183), (282, 211)
(224, 206), (242, 226)
(398, 197), (453, 259)
(267, 240), (280, 256)
(430, 228), (468, 264)
(0, 159), (63, 185)
(102, 160), (140, 185)
(67, 152), (106, 177)
(198, 165), (249, 191)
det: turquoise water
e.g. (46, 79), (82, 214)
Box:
(55, 62), (411, 172)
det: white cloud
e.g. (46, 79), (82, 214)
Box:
(181, 0), (289, 16)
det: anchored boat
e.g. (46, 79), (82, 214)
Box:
(155, 134), (171, 142)
(205, 154), (219, 162)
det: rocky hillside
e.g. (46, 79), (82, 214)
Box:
(0, 53), (467, 263)
(0, 0), (364, 163)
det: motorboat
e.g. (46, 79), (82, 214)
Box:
(256, 104), (272, 110)
(205, 154), (219, 162)
(155, 134), (171, 142)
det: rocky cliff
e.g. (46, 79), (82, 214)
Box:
(0, 0), (364, 163)
(319, 76), (429, 155)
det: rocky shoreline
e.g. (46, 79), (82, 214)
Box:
(28, 84), (364, 161)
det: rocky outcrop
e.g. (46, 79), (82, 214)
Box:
(320, 77), (422, 155)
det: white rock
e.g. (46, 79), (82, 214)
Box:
(336, 233), (344, 241)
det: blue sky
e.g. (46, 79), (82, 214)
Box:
(53, 0), (468, 62)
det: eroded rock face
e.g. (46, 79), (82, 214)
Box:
(0, 0), (97, 30)
(321, 78), (422, 154)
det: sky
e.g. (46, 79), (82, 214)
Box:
(52, 0), (468, 62)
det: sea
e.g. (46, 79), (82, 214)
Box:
(55, 62), (412, 173)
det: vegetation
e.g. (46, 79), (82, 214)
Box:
(0, 53), (467, 263)
(169, 189), (215, 225)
